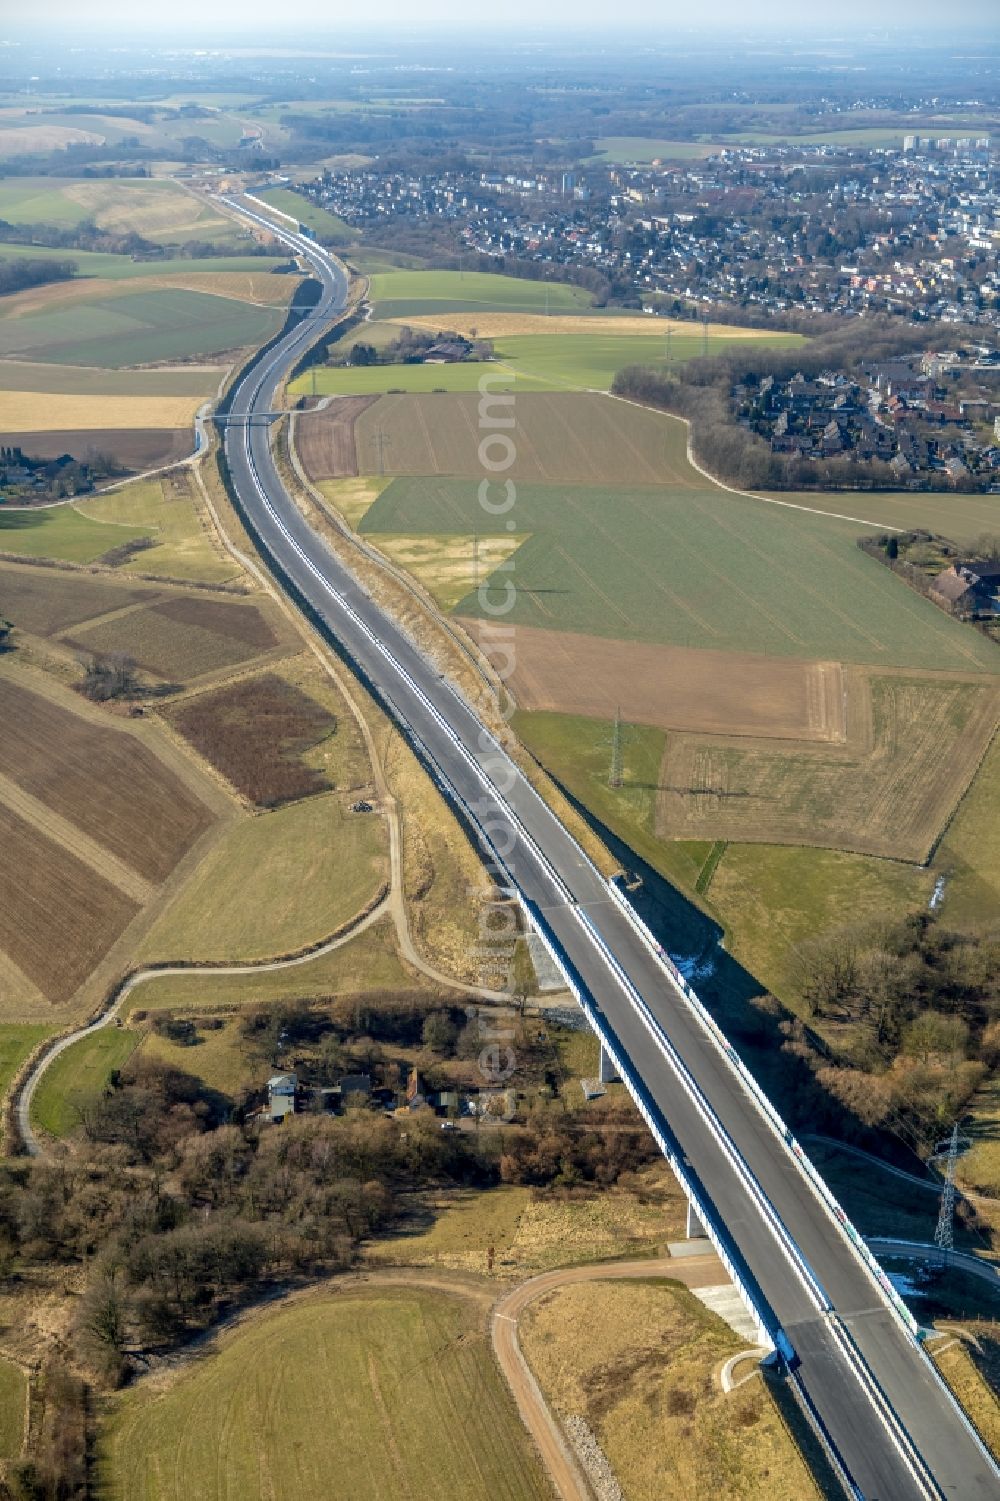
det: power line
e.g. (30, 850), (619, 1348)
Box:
(610, 706), (623, 788)
(933, 1121), (959, 1260)
(602, 705), (635, 789)
(373, 425), (390, 475)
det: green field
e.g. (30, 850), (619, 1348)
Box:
(139, 794), (387, 964)
(348, 247), (429, 275)
(511, 706), (950, 1006)
(31, 1026), (141, 1139)
(491, 330), (803, 389)
(766, 488), (1000, 548)
(0, 241), (292, 281)
(0, 1358), (26, 1461)
(79, 477), (239, 585)
(101, 1284), (549, 1501)
(360, 476), (1000, 670)
(0, 178), (234, 243)
(591, 136), (721, 163)
(0, 1023), (53, 1102)
(0, 359), (219, 397)
(0, 109), (248, 155)
(368, 268), (595, 319)
(256, 186), (353, 242)
(290, 361), (536, 395)
(0, 286), (281, 367)
(293, 325), (804, 396)
(0, 504), (152, 564)
(349, 390), (719, 488)
(721, 126), (984, 149)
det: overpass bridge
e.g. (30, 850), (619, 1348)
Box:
(214, 193), (1000, 1501)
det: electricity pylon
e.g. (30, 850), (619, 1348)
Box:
(933, 1122), (960, 1261)
(373, 426), (390, 475)
(604, 705), (635, 789)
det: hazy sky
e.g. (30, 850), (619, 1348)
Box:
(11, 0), (1000, 34)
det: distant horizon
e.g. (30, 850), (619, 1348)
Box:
(4, 2), (999, 41)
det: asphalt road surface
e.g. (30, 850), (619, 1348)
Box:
(219, 197), (999, 1501)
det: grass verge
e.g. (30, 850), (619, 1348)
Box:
(0, 1357), (27, 1460)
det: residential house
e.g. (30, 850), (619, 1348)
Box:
(267, 1072), (297, 1123)
(405, 1068), (428, 1110)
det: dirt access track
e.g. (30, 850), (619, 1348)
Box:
(491, 1252), (737, 1501)
(463, 621), (847, 743)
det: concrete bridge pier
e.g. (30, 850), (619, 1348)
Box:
(686, 1198), (707, 1241)
(598, 1040), (621, 1084)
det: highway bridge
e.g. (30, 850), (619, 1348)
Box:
(217, 193), (1000, 1501)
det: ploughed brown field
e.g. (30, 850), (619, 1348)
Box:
(463, 621), (846, 742)
(63, 594), (284, 682)
(0, 561), (154, 636)
(294, 394), (379, 480)
(0, 562), (287, 683)
(1, 428), (193, 471)
(0, 675), (213, 884)
(0, 803), (139, 1005)
(169, 673), (338, 807)
(349, 391), (698, 486)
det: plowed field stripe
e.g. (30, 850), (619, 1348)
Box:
(0, 770), (154, 905)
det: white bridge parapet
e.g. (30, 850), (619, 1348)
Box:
(604, 875), (922, 1344)
(244, 190), (301, 228)
(524, 911), (776, 1353)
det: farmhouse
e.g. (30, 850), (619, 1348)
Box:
(930, 560), (1000, 615)
(422, 340), (470, 363)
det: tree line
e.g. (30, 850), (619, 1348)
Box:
(0, 216), (273, 261)
(789, 914), (1000, 1155)
(0, 254), (77, 297)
